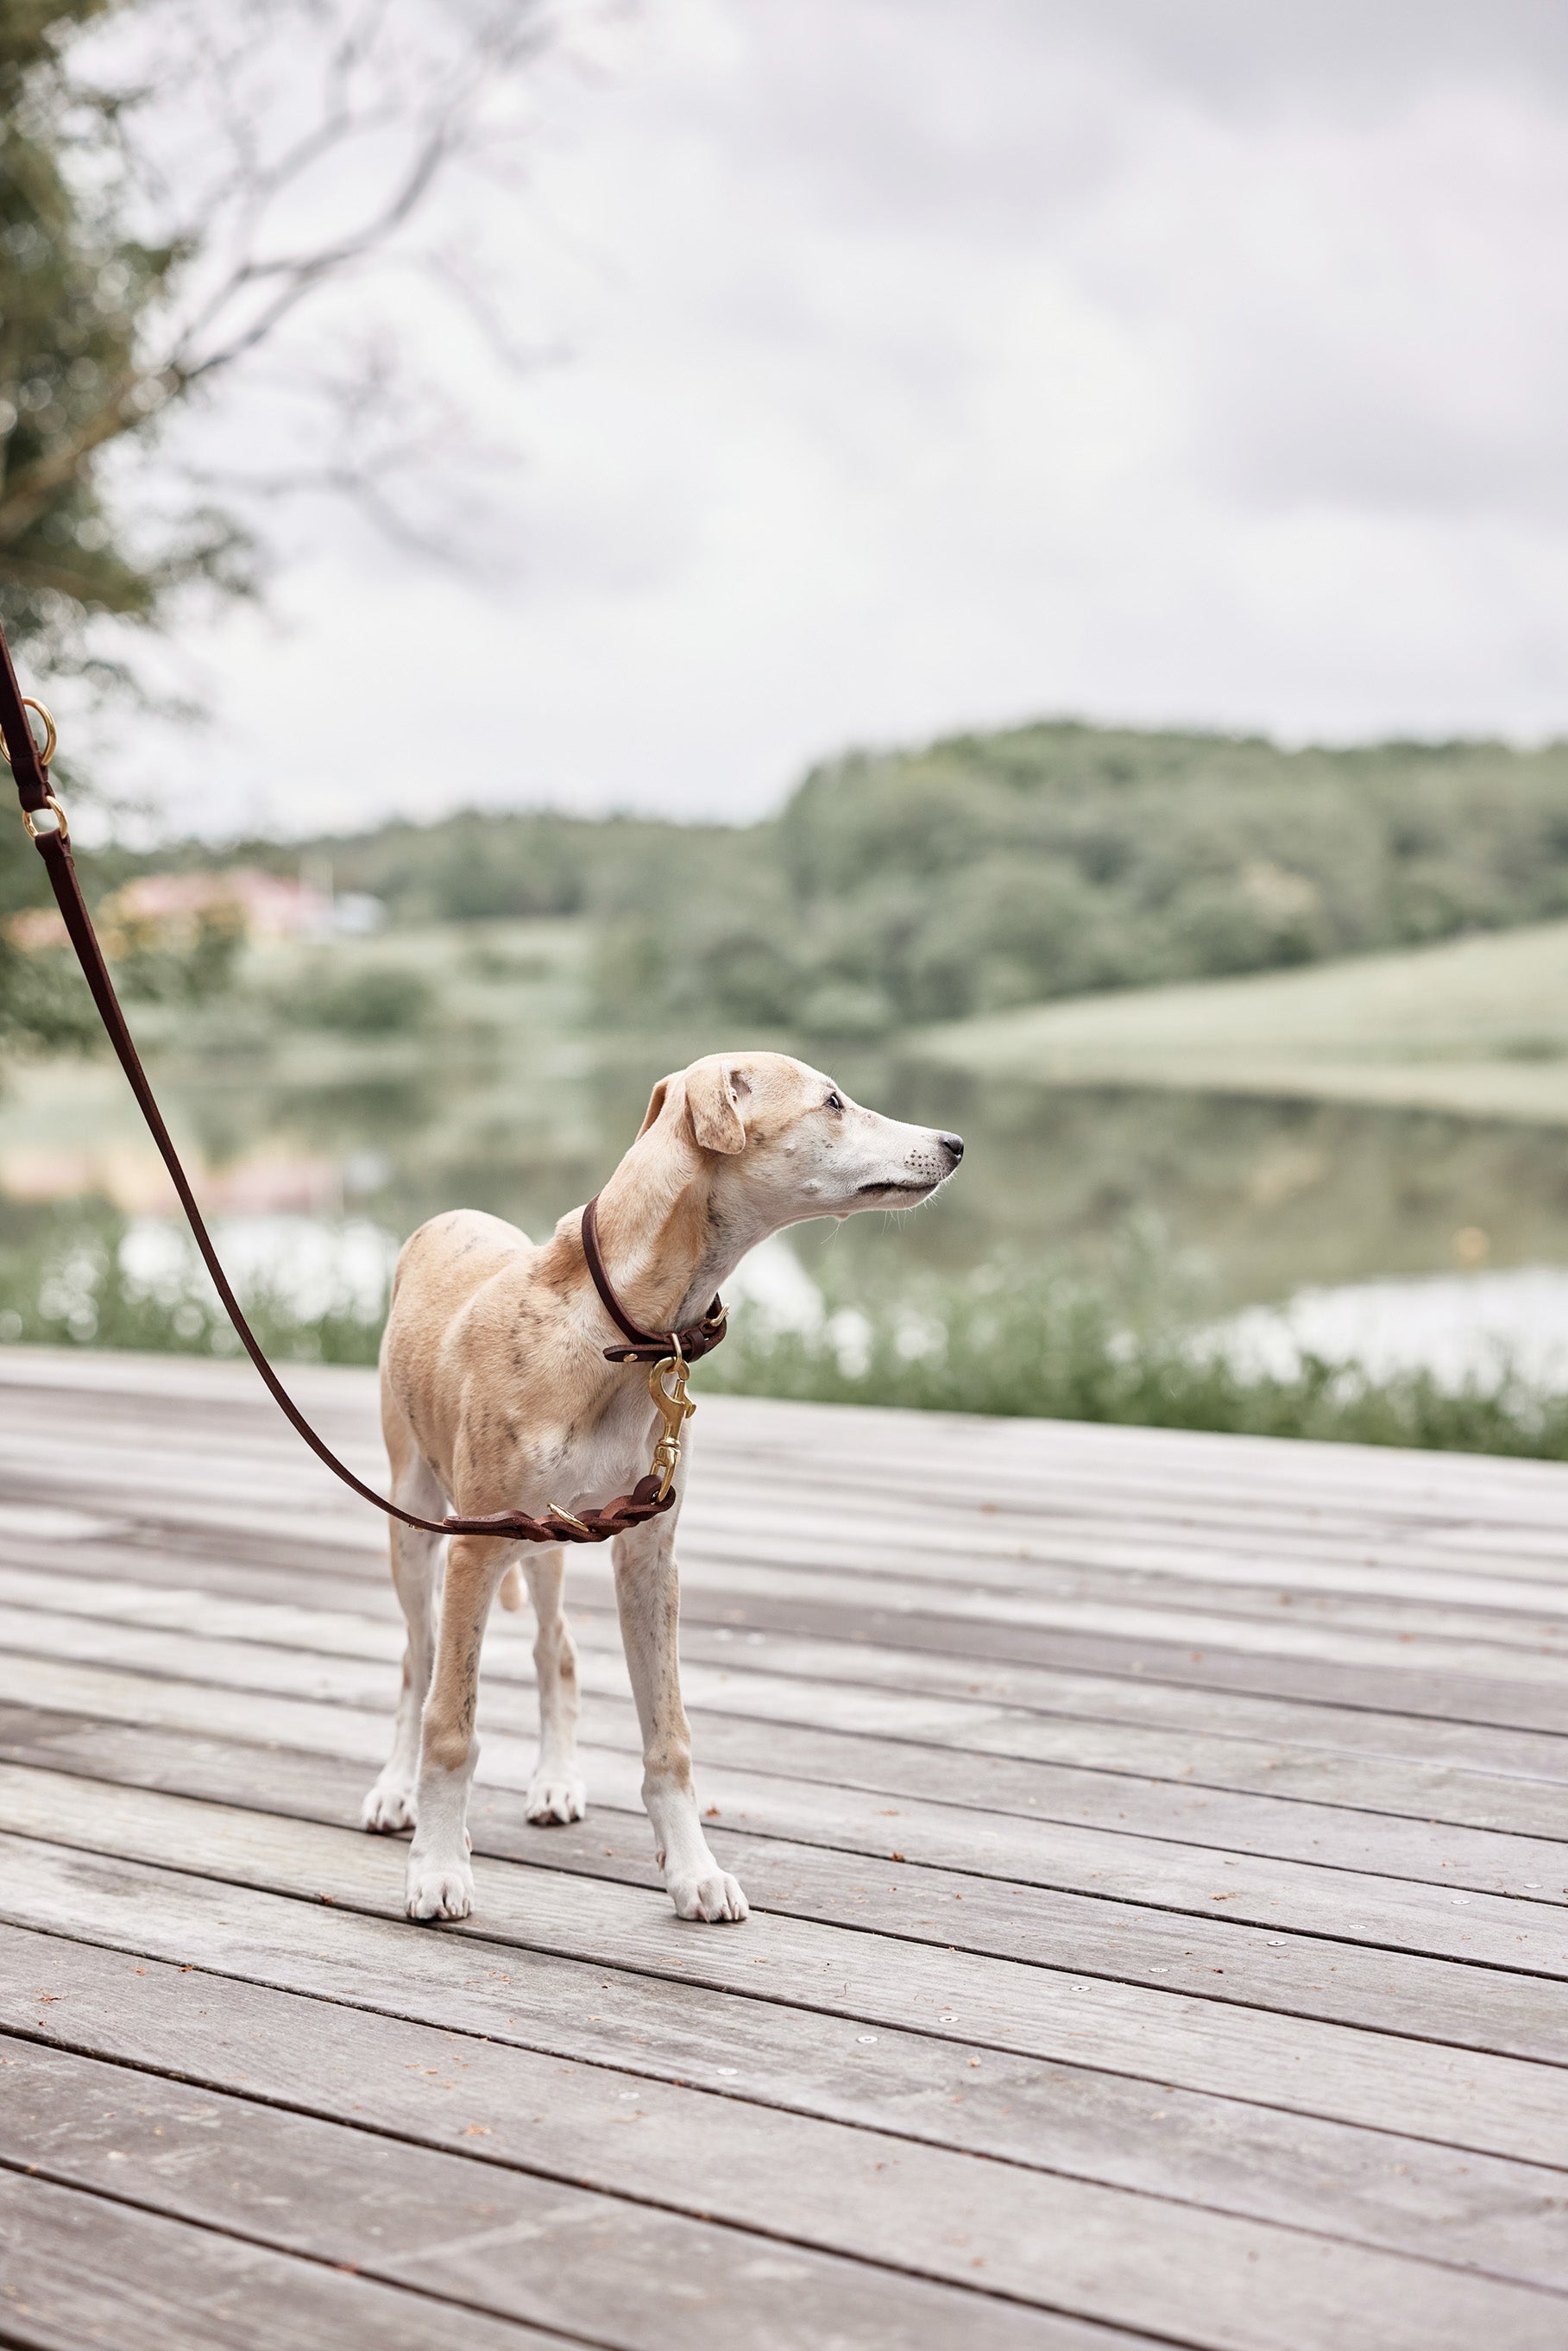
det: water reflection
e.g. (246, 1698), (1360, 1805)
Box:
(5, 1038), (1568, 1373)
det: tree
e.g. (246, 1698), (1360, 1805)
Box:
(0, 0), (557, 1038)
(0, 1), (182, 666)
(1, 0), (553, 669)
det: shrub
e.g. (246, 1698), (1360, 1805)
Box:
(292, 963), (435, 1036)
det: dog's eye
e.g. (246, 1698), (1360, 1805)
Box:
(824, 1091), (844, 1112)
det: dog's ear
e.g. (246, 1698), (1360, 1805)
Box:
(638, 1075), (676, 1138)
(685, 1058), (749, 1156)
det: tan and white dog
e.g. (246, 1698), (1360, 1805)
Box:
(367, 1050), (963, 1926)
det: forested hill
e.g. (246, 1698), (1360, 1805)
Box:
(95, 721), (1568, 1037)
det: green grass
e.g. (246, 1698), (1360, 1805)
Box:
(6, 1207), (1567, 1465)
(702, 1264), (1568, 1459)
(0, 1204), (385, 1367)
(918, 918), (1568, 1124)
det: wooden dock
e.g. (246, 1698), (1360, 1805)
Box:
(2, 1345), (1567, 2349)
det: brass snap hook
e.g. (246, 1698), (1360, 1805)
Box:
(648, 1352), (696, 1501)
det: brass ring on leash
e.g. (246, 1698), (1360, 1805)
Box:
(22, 791), (69, 846)
(0, 696), (58, 771)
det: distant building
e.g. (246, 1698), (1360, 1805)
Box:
(8, 867), (384, 953)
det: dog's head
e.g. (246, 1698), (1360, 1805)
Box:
(637, 1052), (963, 1233)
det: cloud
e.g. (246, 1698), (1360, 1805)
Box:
(87, 0), (1568, 837)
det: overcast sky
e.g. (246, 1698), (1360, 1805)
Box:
(90, 0), (1568, 838)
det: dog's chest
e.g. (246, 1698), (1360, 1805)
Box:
(552, 1375), (660, 1512)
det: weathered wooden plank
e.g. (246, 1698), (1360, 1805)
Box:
(9, 1705), (1567, 2069)
(19, 1535), (1568, 1794)
(11, 1593), (1568, 1884)
(9, 1447), (1568, 1730)
(10, 1367), (1568, 1623)
(21, 1415), (1568, 1657)
(6, 2039), (1121, 2351)
(9, 1559), (1566, 1835)
(14, 1349), (1568, 1568)
(17, 1493), (1568, 1734)
(8, 2020), (1565, 2349)
(652, 1549), (1568, 1690)
(7, 1653), (1565, 1992)
(12, 1530), (1568, 1762)
(9, 1344), (1568, 2348)
(625, 1585), (1568, 1735)
(0, 2169), (582, 2351)
(14, 1919), (1568, 2297)
(661, 1620), (1568, 1781)
(0, 1520), (391, 1598)
(14, 1353), (1568, 1566)
(10, 1704), (1568, 2077)
(679, 1480), (1568, 1605)
(24, 1401), (1568, 1618)
(10, 1447), (1568, 1733)
(9, 1342), (1565, 1508)
(3, 1781), (1566, 2165)
(17, 1437), (1568, 1628)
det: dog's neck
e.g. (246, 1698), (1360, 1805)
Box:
(589, 1139), (756, 1336)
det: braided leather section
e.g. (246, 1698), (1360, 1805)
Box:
(443, 1473), (677, 1544)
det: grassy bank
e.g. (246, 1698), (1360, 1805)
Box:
(4, 1209), (1567, 1465)
(919, 917), (1568, 1124)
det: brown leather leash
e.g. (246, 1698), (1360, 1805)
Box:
(0, 624), (727, 1547)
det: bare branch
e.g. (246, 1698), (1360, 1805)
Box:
(0, 0), (592, 664)
(0, 371), (162, 544)
(144, 4), (557, 408)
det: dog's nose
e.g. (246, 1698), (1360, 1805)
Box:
(938, 1131), (964, 1164)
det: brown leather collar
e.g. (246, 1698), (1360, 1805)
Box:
(579, 1193), (728, 1365)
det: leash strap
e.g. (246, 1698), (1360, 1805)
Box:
(0, 632), (714, 1547)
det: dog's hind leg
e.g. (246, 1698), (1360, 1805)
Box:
(361, 1447), (446, 1836)
(406, 1532), (509, 1920)
(613, 1515), (747, 1923)
(521, 1547), (587, 1825)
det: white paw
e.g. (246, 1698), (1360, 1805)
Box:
(361, 1776), (417, 1833)
(526, 1772), (587, 1826)
(405, 1856), (474, 1921)
(669, 1869), (749, 1923)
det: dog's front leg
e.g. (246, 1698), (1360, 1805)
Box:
(521, 1547), (588, 1825)
(612, 1517), (748, 1923)
(406, 1533), (508, 1921)
(362, 1464), (444, 1834)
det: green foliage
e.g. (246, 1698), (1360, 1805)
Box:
(0, 3), (247, 666)
(184, 720), (1568, 1045)
(283, 960), (435, 1037)
(2, 1), (163, 651)
(697, 1261), (1568, 1464)
(589, 723), (1568, 1037)
(0, 4), (252, 1051)
(257, 810), (734, 928)
(0, 1200), (386, 1364)
(107, 902), (244, 1005)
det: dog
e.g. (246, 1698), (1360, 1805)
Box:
(366, 1050), (963, 1924)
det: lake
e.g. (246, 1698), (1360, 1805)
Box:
(4, 981), (1568, 1383)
